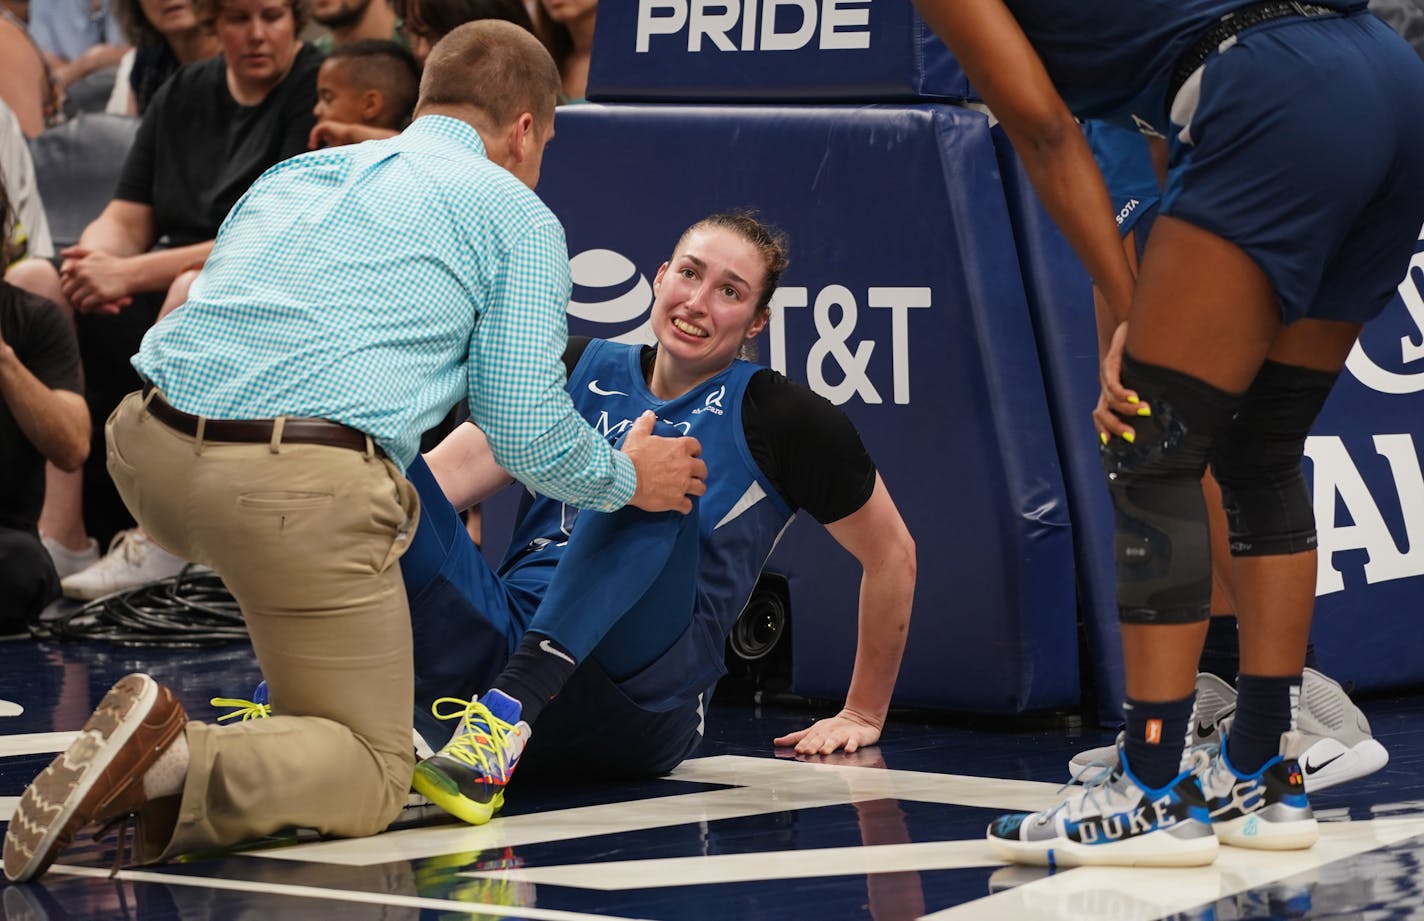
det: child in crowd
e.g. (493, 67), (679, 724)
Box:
(311, 39), (419, 146)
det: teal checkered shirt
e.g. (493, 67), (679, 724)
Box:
(134, 115), (635, 511)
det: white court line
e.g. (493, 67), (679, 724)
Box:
(671, 755), (1066, 810)
(461, 839), (1005, 890)
(48, 865), (655, 921)
(257, 755), (1063, 867)
(0, 730), (79, 758)
(258, 784), (867, 866)
(1, 795), (17, 822)
(919, 816), (1424, 921)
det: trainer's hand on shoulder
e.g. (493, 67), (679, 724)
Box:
(774, 708), (883, 755)
(622, 410), (706, 514)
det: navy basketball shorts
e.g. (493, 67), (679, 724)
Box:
(1162, 10), (1424, 324)
(1084, 120), (1162, 240)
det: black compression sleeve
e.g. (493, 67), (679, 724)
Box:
(742, 370), (876, 524)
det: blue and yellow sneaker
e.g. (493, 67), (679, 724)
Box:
(412, 690), (530, 826)
(988, 748), (1218, 868)
(1200, 731), (1317, 849)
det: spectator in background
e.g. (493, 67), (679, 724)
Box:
(311, 0), (399, 52)
(313, 39), (418, 136)
(396, 0), (529, 65)
(0, 174), (87, 632)
(8, 0), (321, 599)
(107, 0), (220, 115)
(534, 0), (593, 102)
(0, 101), (53, 267)
(309, 0), (530, 147)
(0, 4), (63, 136)
(30, 0), (130, 89)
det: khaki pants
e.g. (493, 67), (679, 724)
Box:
(105, 391), (419, 859)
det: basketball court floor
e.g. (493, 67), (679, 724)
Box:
(4, 634), (1424, 921)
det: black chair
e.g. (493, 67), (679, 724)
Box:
(28, 112), (139, 250)
(61, 65), (120, 117)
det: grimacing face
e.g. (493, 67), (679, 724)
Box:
(650, 227), (770, 377)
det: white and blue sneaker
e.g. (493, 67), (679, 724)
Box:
(988, 749), (1218, 868)
(1068, 672), (1236, 778)
(1069, 669), (1387, 795)
(1200, 732), (1317, 850)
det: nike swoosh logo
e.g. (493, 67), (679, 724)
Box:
(1194, 721), (1217, 740)
(538, 638), (576, 666)
(587, 379), (627, 397)
(1303, 752), (1344, 775)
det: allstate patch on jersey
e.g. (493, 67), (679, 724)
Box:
(692, 385), (727, 416)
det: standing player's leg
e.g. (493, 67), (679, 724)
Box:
(989, 215), (1287, 870)
(1111, 214), (1279, 776)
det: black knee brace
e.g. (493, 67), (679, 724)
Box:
(1102, 355), (1241, 625)
(1211, 360), (1338, 557)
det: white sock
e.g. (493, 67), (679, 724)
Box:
(142, 731), (190, 800)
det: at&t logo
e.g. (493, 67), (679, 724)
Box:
(566, 247), (929, 407)
(567, 249), (654, 345)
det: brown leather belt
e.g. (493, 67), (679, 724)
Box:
(141, 384), (373, 454)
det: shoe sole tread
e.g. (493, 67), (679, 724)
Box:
(2, 674), (185, 882)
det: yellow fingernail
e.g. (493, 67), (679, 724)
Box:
(1099, 432), (1108, 445)
(1127, 394), (1140, 404)
(1136, 405), (1152, 417)
(1122, 431), (1136, 444)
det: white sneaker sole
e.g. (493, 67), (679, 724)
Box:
(988, 826), (1220, 868)
(1300, 737), (1389, 794)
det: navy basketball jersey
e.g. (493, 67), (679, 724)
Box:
(499, 340), (795, 709)
(1003, 0), (1365, 134)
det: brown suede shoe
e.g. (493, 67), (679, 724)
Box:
(3, 673), (187, 882)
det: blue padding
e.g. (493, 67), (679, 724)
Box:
(989, 127), (1126, 724)
(1308, 228), (1424, 692)
(587, 4), (971, 103)
(533, 103), (1079, 713)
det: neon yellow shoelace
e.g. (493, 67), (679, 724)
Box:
(430, 696), (519, 782)
(210, 697), (272, 722)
